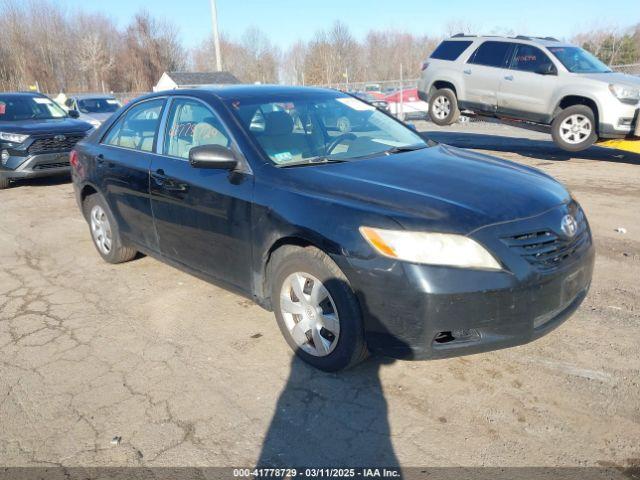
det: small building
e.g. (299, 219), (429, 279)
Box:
(153, 71), (240, 92)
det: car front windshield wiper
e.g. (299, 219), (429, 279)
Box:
(350, 143), (429, 161)
(276, 156), (348, 168)
(383, 144), (429, 155)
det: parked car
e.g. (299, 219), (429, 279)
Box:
(63, 94), (122, 128)
(353, 92), (390, 112)
(384, 88), (429, 120)
(418, 35), (640, 151)
(71, 85), (594, 371)
(0, 92), (94, 189)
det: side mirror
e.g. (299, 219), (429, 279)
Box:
(537, 63), (557, 76)
(189, 144), (238, 170)
(68, 109), (80, 118)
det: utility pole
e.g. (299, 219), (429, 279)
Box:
(209, 0), (222, 71)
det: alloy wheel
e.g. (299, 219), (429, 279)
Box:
(279, 272), (340, 357)
(90, 205), (112, 255)
(432, 96), (451, 119)
(559, 114), (592, 144)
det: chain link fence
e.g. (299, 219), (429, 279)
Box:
(612, 63), (640, 75)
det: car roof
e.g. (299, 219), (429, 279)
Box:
(71, 93), (117, 100)
(147, 84), (341, 101)
(0, 92), (47, 99)
(446, 34), (574, 48)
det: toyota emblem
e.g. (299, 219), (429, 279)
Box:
(54, 134), (66, 142)
(561, 214), (578, 238)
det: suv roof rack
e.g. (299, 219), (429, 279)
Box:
(451, 33), (476, 38)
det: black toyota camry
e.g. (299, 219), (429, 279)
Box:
(71, 85), (594, 371)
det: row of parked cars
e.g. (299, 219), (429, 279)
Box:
(6, 32), (635, 370)
(2, 55), (598, 371)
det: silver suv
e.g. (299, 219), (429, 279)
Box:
(418, 35), (640, 151)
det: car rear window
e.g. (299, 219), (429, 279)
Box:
(468, 41), (513, 68)
(430, 41), (473, 61)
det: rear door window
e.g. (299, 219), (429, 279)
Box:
(468, 41), (513, 68)
(430, 41), (473, 61)
(510, 44), (555, 73)
(103, 99), (164, 152)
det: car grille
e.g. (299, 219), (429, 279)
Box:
(501, 209), (590, 271)
(28, 134), (84, 154)
(33, 161), (70, 170)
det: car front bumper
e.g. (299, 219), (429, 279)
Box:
(343, 203), (595, 360)
(598, 100), (639, 138)
(0, 152), (72, 181)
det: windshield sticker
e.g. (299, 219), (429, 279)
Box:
(371, 138), (407, 147)
(33, 97), (53, 104)
(337, 98), (375, 111)
(273, 152), (294, 163)
(0, 102), (5, 115)
(106, 99), (119, 104)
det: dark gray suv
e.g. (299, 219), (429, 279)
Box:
(0, 92), (93, 189)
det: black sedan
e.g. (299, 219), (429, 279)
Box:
(71, 86), (594, 371)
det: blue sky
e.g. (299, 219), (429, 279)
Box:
(61, 0), (639, 49)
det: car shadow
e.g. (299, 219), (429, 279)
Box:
(257, 355), (401, 468)
(423, 131), (640, 165)
(7, 173), (72, 189)
(257, 279), (408, 470)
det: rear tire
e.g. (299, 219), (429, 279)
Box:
(83, 194), (137, 264)
(0, 178), (10, 190)
(268, 245), (368, 372)
(429, 88), (460, 126)
(551, 105), (597, 152)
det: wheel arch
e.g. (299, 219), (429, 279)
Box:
(429, 80), (458, 98)
(257, 234), (335, 310)
(553, 95), (600, 132)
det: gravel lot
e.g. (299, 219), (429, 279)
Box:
(1, 121), (639, 473)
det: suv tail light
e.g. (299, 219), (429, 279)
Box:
(69, 150), (79, 169)
(421, 61), (429, 71)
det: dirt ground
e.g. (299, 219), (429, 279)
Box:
(1, 121), (639, 473)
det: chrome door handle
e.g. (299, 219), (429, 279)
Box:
(504, 75), (514, 81)
(463, 69), (472, 75)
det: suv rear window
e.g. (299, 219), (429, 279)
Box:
(468, 41), (513, 68)
(430, 41), (473, 61)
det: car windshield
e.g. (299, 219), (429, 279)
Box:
(547, 46), (612, 73)
(77, 97), (121, 114)
(0, 95), (67, 121)
(227, 93), (427, 166)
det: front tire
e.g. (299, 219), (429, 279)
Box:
(551, 105), (597, 152)
(83, 194), (137, 264)
(0, 177), (10, 189)
(269, 246), (368, 371)
(429, 88), (460, 126)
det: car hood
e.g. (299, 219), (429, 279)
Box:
(0, 118), (93, 135)
(79, 112), (114, 123)
(285, 144), (571, 234)
(580, 71), (640, 87)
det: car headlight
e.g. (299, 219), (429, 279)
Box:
(0, 132), (29, 144)
(609, 84), (640, 103)
(359, 227), (502, 270)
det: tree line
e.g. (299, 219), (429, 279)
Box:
(1, 0), (639, 93)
